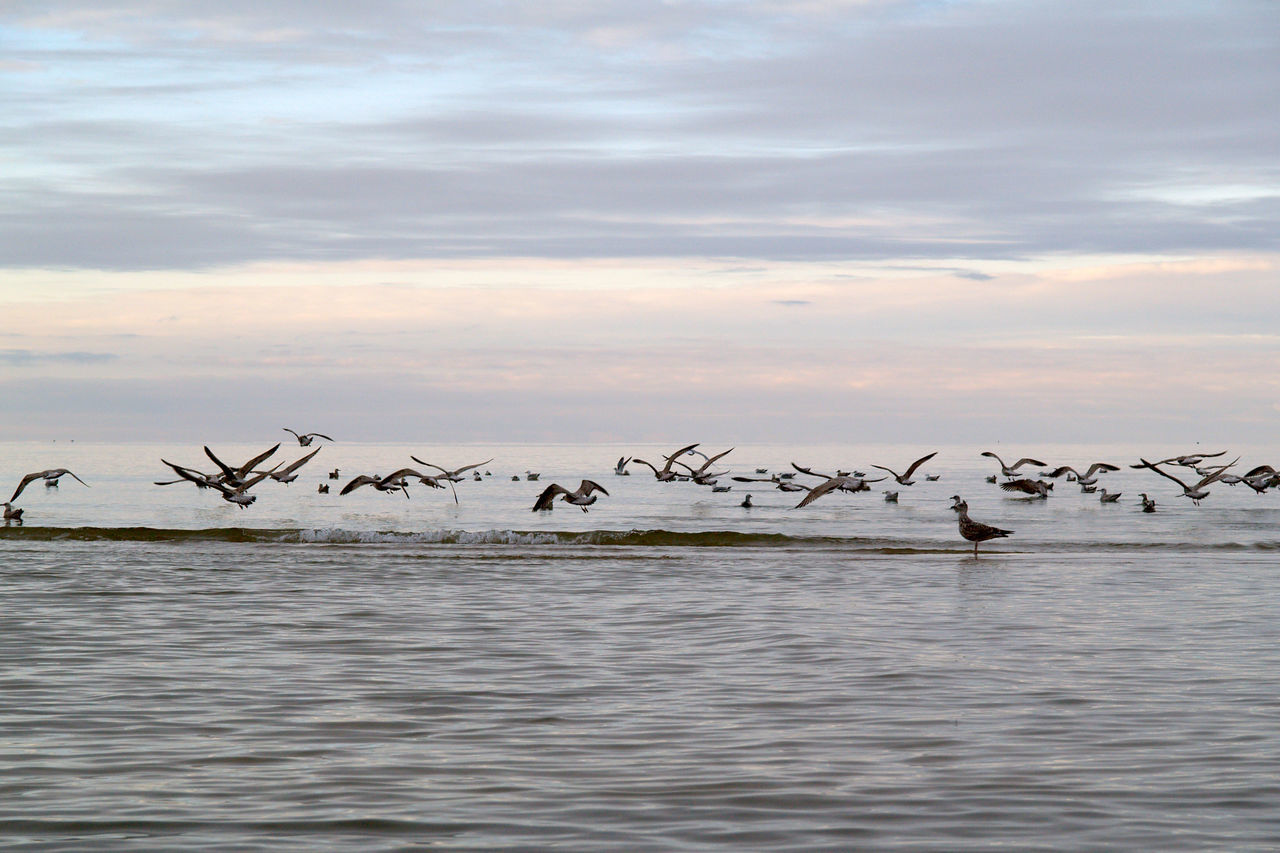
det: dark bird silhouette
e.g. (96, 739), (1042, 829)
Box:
(532, 480), (609, 512)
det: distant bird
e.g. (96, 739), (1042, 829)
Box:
(871, 451), (937, 486)
(999, 478), (1052, 498)
(790, 463), (885, 492)
(1131, 457), (1238, 505)
(981, 451), (1048, 479)
(883, 491), (899, 503)
(1140, 493), (1156, 513)
(532, 480), (609, 512)
(754, 468), (768, 474)
(283, 428), (333, 447)
(265, 447), (322, 484)
(525, 471), (541, 481)
(925, 474), (941, 481)
(952, 497), (1013, 557)
(1152, 451), (1228, 468)
(1099, 489), (1121, 503)
(632, 443), (700, 482)
(3, 502), (23, 523)
(328, 468), (341, 480)
(614, 457), (631, 476)
(740, 494), (753, 508)
(209, 467), (280, 508)
(1079, 483), (1097, 494)
(711, 485), (732, 493)
(10, 468), (90, 502)
(317, 484), (329, 494)
(1045, 462), (1120, 486)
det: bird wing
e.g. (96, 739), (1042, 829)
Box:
(696, 447), (735, 473)
(340, 475), (379, 495)
(1194, 458), (1239, 489)
(999, 479), (1038, 494)
(1083, 462), (1119, 478)
(579, 480), (608, 496)
(1013, 458), (1047, 470)
(236, 444), (281, 478)
(1045, 466), (1077, 478)
(10, 472), (46, 502)
(278, 446), (322, 475)
(532, 483), (569, 510)
(790, 463), (833, 479)
(660, 444), (700, 473)
(869, 464), (901, 479)
(449, 459), (493, 477)
(308, 433), (334, 441)
(902, 451), (938, 478)
(1135, 459), (1191, 490)
(203, 446), (238, 480)
(794, 477), (841, 509)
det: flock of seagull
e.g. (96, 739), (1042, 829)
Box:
(5, 432), (1278, 557)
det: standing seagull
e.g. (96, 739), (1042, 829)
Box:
(532, 480), (609, 512)
(981, 451), (1048, 479)
(952, 497), (1013, 557)
(283, 428), (333, 447)
(10, 469), (90, 502)
(871, 451), (938, 486)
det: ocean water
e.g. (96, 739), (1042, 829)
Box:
(3, 441), (1280, 851)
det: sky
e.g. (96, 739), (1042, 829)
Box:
(3, 0), (1278, 444)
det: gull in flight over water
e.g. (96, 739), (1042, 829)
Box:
(531, 480), (609, 512)
(952, 497), (1013, 557)
(10, 469), (90, 502)
(871, 451), (938, 486)
(204, 444), (280, 489)
(999, 478), (1052, 498)
(265, 447), (323, 484)
(283, 428), (334, 447)
(341, 468), (441, 499)
(614, 457), (631, 475)
(632, 443), (700, 482)
(981, 451), (1048, 479)
(409, 457), (494, 503)
(674, 447), (735, 485)
(1045, 462), (1119, 486)
(1131, 457), (1238, 505)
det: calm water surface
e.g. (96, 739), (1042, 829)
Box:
(3, 442), (1279, 850)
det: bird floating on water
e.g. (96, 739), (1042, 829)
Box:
(3, 502), (24, 524)
(1140, 493), (1156, 513)
(952, 497), (1013, 557)
(1099, 489), (1121, 503)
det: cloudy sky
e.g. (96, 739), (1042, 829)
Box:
(3, 0), (1278, 443)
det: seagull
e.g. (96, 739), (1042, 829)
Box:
(883, 491), (899, 503)
(999, 478), (1052, 498)
(408, 457), (494, 503)
(208, 467), (280, 508)
(340, 468), (434, 498)
(740, 494), (753, 508)
(318, 484), (330, 494)
(1045, 462), (1120, 486)
(283, 428), (333, 447)
(3, 502), (23, 523)
(1140, 493), (1156, 513)
(328, 468), (341, 480)
(631, 443), (700, 482)
(732, 473), (812, 493)
(1131, 457), (1238, 505)
(790, 463), (886, 492)
(795, 474), (881, 509)
(531, 480), (609, 512)
(265, 447), (323, 484)
(204, 444), (280, 489)
(1153, 451), (1228, 468)
(614, 457), (632, 476)
(155, 459), (222, 489)
(952, 497), (1013, 557)
(981, 451), (1048, 479)
(674, 446), (735, 485)
(1099, 489), (1122, 503)
(870, 451), (937, 486)
(10, 468), (90, 502)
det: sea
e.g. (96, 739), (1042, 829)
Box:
(3, 440), (1279, 851)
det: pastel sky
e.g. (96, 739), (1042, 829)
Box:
(3, 1), (1278, 443)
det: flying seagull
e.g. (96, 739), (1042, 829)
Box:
(10, 469), (90, 502)
(531, 480), (609, 512)
(871, 451), (938, 486)
(283, 429), (333, 447)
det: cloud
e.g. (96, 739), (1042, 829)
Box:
(1, 1), (1275, 270)
(0, 349), (118, 365)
